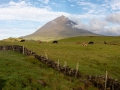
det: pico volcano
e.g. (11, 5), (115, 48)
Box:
(23, 15), (99, 41)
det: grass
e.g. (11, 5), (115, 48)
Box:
(0, 36), (120, 89)
(1, 50), (93, 90)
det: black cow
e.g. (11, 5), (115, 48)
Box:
(52, 40), (58, 44)
(88, 41), (94, 44)
(20, 39), (25, 42)
(104, 41), (107, 44)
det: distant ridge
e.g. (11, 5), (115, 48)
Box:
(23, 15), (100, 41)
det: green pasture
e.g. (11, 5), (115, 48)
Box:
(0, 36), (120, 83)
(1, 50), (96, 90)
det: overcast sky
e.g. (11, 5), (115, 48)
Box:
(0, 0), (120, 40)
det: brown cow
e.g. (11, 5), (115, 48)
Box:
(77, 42), (81, 44)
(82, 43), (87, 46)
(38, 40), (42, 43)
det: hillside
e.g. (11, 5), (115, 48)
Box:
(0, 36), (120, 89)
(23, 15), (99, 41)
(0, 51), (92, 90)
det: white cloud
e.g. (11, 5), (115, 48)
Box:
(106, 13), (120, 24)
(110, 0), (120, 10)
(70, 17), (120, 36)
(89, 18), (108, 31)
(38, 0), (49, 4)
(0, 28), (35, 40)
(69, 13), (105, 21)
(71, 4), (75, 7)
(108, 26), (120, 35)
(0, 1), (70, 40)
(98, 25), (120, 36)
(0, 1), (70, 22)
(103, 0), (120, 11)
(0, 0), (120, 40)
(51, 2), (62, 7)
(77, 1), (96, 8)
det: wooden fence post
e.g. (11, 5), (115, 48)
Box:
(3, 46), (5, 50)
(64, 61), (67, 67)
(105, 71), (108, 90)
(23, 46), (24, 54)
(75, 63), (79, 78)
(31, 50), (32, 55)
(12, 46), (14, 51)
(57, 59), (59, 71)
(112, 81), (114, 90)
(63, 61), (67, 74)
(45, 53), (48, 59)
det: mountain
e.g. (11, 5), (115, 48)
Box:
(23, 15), (100, 41)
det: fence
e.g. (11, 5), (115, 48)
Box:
(0, 45), (120, 90)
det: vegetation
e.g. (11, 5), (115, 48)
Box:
(0, 36), (120, 89)
(0, 51), (91, 90)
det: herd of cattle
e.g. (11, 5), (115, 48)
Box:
(20, 38), (111, 45)
(0, 45), (120, 90)
(21, 40), (108, 46)
(39, 40), (94, 46)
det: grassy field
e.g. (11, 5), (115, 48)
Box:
(0, 36), (120, 89)
(1, 50), (94, 90)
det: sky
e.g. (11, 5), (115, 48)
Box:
(0, 0), (120, 40)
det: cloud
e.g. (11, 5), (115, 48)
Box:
(106, 13), (120, 24)
(38, 0), (49, 4)
(77, 1), (96, 8)
(89, 18), (108, 31)
(0, 0), (105, 24)
(0, 0), (120, 40)
(70, 17), (120, 36)
(110, 0), (120, 10)
(0, 1), (70, 22)
(0, 28), (35, 40)
(106, 26), (120, 36)
(69, 17), (88, 30)
(103, 0), (120, 11)
(51, 2), (62, 7)
(0, 1), (70, 40)
(71, 4), (75, 7)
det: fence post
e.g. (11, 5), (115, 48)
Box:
(57, 59), (59, 71)
(45, 53), (48, 59)
(75, 63), (79, 78)
(63, 61), (67, 74)
(105, 71), (108, 90)
(64, 61), (67, 67)
(112, 81), (114, 90)
(12, 46), (14, 51)
(31, 50), (32, 55)
(3, 46), (5, 50)
(23, 46), (24, 54)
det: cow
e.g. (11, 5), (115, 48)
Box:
(38, 40), (42, 43)
(82, 43), (87, 46)
(20, 39), (25, 42)
(77, 42), (81, 44)
(88, 41), (94, 44)
(52, 40), (58, 44)
(104, 41), (107, 44)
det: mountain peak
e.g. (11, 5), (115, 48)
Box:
(23, 15), (99, 41)
(60, 15), (67, 18)
(53, 15), (68, 22)
(52, 15), (76, 26)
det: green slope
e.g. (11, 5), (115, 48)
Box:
(0, 50), (97, 90)
(0, 36), (120, 89)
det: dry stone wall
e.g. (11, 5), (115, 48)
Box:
(0, 45), (120, 90)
